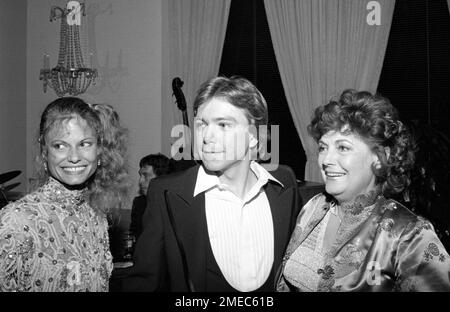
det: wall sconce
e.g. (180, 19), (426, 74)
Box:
(39, 1), (97, 97)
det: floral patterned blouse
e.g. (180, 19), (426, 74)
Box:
(277, 191), (450, 291)
(0, 177), (113, 292)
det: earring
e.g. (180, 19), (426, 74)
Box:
(97, 159), (101, 166)
(44, 162), (48, 172)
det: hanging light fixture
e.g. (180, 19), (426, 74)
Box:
(39, 1), (97, 97)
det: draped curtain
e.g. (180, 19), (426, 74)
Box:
(264, 0), (395, 182)
(162, 0), (231, 156)
(447, 0), (450, 16)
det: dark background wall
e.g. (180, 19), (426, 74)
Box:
(378, 0), (450, 134)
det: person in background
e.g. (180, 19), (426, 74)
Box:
(277, 89), (450, 292)
(0, 97), (129, 292)
(124, 76), (301, 292)
(129, 153), (172, 240)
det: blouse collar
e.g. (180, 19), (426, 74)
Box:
(41, 177), (88, 207)
(329, 186), (383, 217)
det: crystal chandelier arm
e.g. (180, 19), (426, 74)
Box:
(50, 6), (66, 22)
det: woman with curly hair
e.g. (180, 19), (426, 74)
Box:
(0, 97), (129, 291)
(277, 89), (450, 292)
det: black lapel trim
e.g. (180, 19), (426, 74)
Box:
(264, 182), (294, 277)
(164, 190), (196, 292)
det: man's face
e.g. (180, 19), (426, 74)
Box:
(138, 165), (156, 195)
(193, 97), (258, 175)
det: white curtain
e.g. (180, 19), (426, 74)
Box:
(447, 0), (450, 16)
(264, 0), (395, 182)
(162, 0), (231, 156)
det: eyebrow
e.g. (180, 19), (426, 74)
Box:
(319, 138), (353, 145)
(335, 138), (353, 144)
(196, 116), (237, 123)
(49, 137), (96, 144)
(215, 117), (237, 122)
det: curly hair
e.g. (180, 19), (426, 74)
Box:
(90, 103), (130, 214)
(35, 97), (130, 215)
(308, 89), (415, 197)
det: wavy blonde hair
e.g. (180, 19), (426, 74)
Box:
(35, 97), (130, 215)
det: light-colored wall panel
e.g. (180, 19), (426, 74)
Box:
(0, 0), (27, 193)
(26, 0), (163, 206)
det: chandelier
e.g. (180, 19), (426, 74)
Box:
(39, 1), (97, 97)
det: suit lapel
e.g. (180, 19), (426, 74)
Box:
(164, 166), (208, 291)
(265, 182), (296, 272)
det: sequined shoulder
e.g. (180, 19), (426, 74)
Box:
(0, 192), (45, 246)
(0, 197), (40, 228)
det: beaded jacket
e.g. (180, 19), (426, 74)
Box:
(0, 177), (113, 292)
(276, 191), (450, 292)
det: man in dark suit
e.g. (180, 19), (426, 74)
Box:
(124, 76), (301, 292)
(129, 153), (172, 240)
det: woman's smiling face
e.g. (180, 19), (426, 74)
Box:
(45, 116), (99, 187)
(318, 129), (379, 203)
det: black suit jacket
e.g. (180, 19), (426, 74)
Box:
(123, 164), (302, 292)
(129, 195), (147, 239)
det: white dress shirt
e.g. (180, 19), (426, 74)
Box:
(193, 162), (283, 291)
